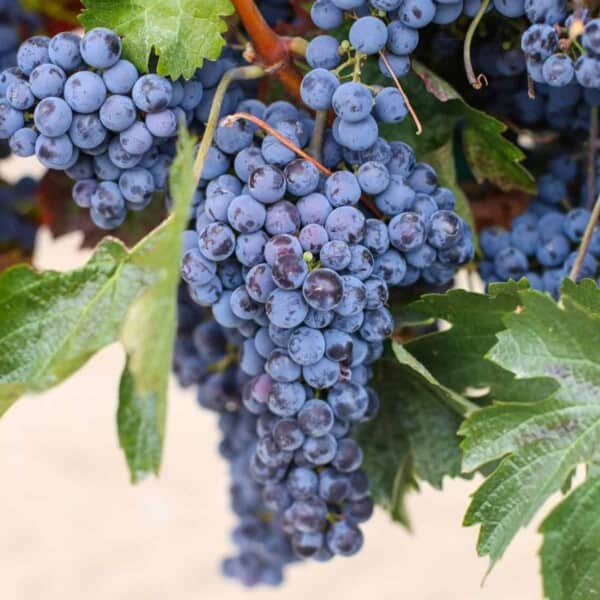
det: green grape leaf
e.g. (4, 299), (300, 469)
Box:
(358, 388), (414, 528)
(461, 280), (600, 567)
(403, 281), (557, 404)
(0, 125), (197, 482)
(540, 476), (600, 600)
(460, 116), (533, 194)
(0, 240), (150, 414)
(378, 62), (535, 194)
(358, 342), (470, 523)
(80, 0), (234, 80)
(115, 127), (197, 481)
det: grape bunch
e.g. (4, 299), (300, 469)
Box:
(522, 8), (600, 91)
(174, 286), (296, 586)
(308, 0), (527, 87)
(451, 36), (600, 134)
(423, 24), (600, 136)
(299, 92), (474, 285)
(0, 3), (42, 270)
(489, 46), (599, 132)
(478, 152), (600, 297)
(0, 27), (208, 229)
(178, 46), (474, 565)
(182, 105), (386, 565)
(0, 176), (38, 257)
(516, 77), (600, 132)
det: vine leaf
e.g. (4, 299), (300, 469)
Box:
(379, 62), (535, 194)
(358, 389), (414, 528)
(461, 279), (600, 568)
(540, 476), (600, 600)
(402, 280), (557, 404)
(358, 342), (469, 524)
(415, 61), (535, 193)
(80, 0), (234, 80)
(116, 127), (196, 481)
(0, 126), (197, 482)
(0, 240), (149, 413)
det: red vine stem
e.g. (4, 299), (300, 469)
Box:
(230, 0), (303, 101)
(379, 52), (423, 136)
(224, 112), (383, 218)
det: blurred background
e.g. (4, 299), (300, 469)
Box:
(0, 229), (544, 600)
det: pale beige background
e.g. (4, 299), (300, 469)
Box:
(0, 228), (546, 599)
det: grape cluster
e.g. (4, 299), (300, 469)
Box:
(425, 26), (600, 136)
(522, 9), (600, 91)
(183, 106), (384, 563)
(0, 3), (41, 267)
(469, 38), (600, 133)
(174, 286), (296, 586)
(299, 100), (473, 285)
(478, 152), (600, 296)
(309, 0), (527, 87)
(179, 50), (473, 566)
(0, 27), (208, 229)
(0, 176), (38, 255)
(174, 0), (473, 571)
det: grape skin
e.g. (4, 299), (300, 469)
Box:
(9, 127), (37, 157)
(80, 27), (122, 69)
(64, 71), (107, 113)
(102, 59), (139, 94)
(49, 32), (82, 71)
(5, 79), (35, 110)
(300, 68), (340, 111)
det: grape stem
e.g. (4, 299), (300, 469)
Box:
(207, 351), (239, 374)
(230, 0), (303, 100)
(335, 56), (358, 75)
(226, 112), (332, 175)
(286, 36), (309, 57)
(192, 65), (268, 182)
(379, 52), (423, 136)
(439, 390), (479, 417)
(568, 193), (600, 282)
(308, 110), (328, 162)
(224, 112), (383, 217)
(527, 76), (535, 99)
(586, 107), (598, 211)
(463, 0), (491, 90)
(352, 52), (364, 83)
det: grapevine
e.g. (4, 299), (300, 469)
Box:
(2, 0), (600, 598)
